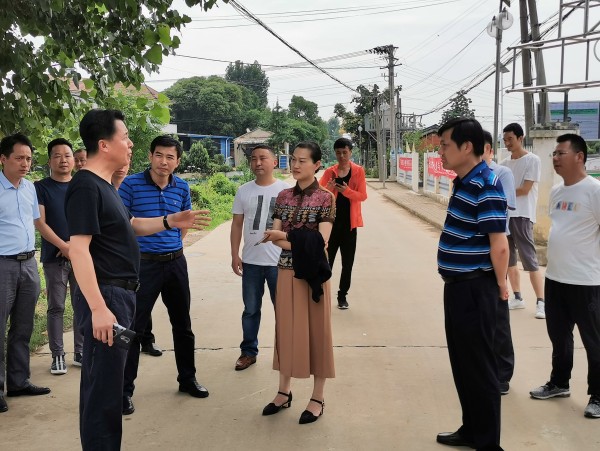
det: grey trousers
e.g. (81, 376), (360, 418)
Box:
(0, 257), (40, 392)
(43, 260), (83, 356)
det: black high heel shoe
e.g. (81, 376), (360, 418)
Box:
(299, 398), (324, 424)
(262, 391), (292, 416)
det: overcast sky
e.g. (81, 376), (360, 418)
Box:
(147, 0), (600, 136)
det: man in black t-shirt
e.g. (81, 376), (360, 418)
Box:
(35, 138), (84, 374)
(66, 109), (210, 451)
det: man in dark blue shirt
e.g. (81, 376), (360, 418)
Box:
(435, 118), (509, 451)
(119, 135), (210, 415)
(35, 138), (84, 374)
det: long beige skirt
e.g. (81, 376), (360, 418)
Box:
(272, 269), (335, 378)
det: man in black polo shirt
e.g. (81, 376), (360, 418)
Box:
(66, 109), (210, 450)
(435, 118), (509, 451)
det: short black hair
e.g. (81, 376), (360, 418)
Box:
(74, 148), (87, 155)
(333, 137), (353, 150)
(482, 130), (493, 147)
(79, 109), (126, 155)
(0, 133), (33, 158)
(502, 122), (524, 138)
(437, 117), (484, 156)
(150, 135), (183, 158)
(294, 141), (322, 173)
(556, 133), (588, 163)
(47, 138), (73, 158)
(251, 144), (276, 157)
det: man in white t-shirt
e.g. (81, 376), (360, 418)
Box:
(230, 145), (288, 371)
(529, 133), (600, 419)
(500, 123), (545, 319)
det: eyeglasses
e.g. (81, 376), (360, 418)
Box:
(550, 151), (571, 158)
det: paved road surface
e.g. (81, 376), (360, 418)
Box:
(2, 184), (598, 450)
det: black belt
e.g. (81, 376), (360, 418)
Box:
(441, 269), (495, 284)
(0, 250), (36, 261)
(98, 279), (140, 292)
(140, 249), (183, 262)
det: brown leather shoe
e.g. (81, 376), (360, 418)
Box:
(235, 354), (257, 371)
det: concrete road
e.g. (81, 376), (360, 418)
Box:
(2, 185), (598, 450)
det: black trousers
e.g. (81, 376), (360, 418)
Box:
(139, 316), (156, 347)
(545, 278), (600, 394)
(495, 298), (514, 384)
(76, 284), (135, 451)
(123, 256), (196, 397)
(444, 275), (502, 451)
(327, 225), (357, 300)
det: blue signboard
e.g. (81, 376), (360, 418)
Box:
(278, 155), (288, 170)
(548, 101), (600, 140)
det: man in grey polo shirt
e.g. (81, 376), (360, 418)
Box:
(0, 133), (51, 413)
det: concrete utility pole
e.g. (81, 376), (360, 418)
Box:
(527, 0), (550, 124)
(386, 45), (398, 179)
(519, 0), (535, 137)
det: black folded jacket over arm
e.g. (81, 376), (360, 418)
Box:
(287, 228), (332, 302)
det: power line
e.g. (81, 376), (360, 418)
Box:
(227, 0), (359, 94)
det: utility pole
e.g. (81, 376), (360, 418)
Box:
(369, 45), (398, 184)
(528, 0), (550, 124)
(519, 0), (535, 138)
(386, 45), (398, 180)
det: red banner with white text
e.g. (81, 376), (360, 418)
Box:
(398, 156), (412, 172)
(428, 157), (456, 179)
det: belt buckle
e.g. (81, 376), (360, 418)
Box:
(16, 253), (27, 261)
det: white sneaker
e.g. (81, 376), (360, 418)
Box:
(535, 301), (546, 319)
(508, 297), (525, 310)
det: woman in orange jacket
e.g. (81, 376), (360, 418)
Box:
(319, 137), (367, 309)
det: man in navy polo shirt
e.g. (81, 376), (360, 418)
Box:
(0, 133), (51, 413)
(435, 118), (509, 451)
(120, 135), (210, 415)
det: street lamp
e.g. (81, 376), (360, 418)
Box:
(487, 2), (513, 150)
(358, 125), (363, 165)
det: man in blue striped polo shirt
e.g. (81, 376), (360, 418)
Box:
(435, 118), (509, 451)
(119, 135), (209, 415)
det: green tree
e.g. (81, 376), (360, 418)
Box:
(225, 60), (269, 108)
(288, 95), (320, 125)
(0, 0), (224, 139)
(181, 141), (211, 174)
(164, 76), (262, 136)
(440, 90), (476, 124)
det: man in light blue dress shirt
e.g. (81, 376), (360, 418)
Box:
(0, 133), (51, 413)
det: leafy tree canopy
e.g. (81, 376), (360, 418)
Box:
(164, 75), (262, 137)
(440, 90), (476, 124)
(267, 100), (328, 154)
(225, 60), (269, 108)
(0, 0), (224, 137)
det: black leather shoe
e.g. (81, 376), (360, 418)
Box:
(262, 391), (292, 416)
(436, 430), (475, 448)
(6, 384), (51, 397)
(122, 396), (135, 415)
(299, 398), (324, 424)
(0, 395), (7, 413)
(141, 343), (163, 357)
(179, 379), (209, 398)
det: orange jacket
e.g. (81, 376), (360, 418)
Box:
(319, 161), (367, 230)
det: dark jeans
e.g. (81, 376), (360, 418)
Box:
(444, 275), (502, 451)
(138, 316), (156, 347)
(240, 263), (277, 357)
(76, 284), (135, 451)
(545, 278), (600, 394)
(327, 225), (357, 301)
(495, 298), (514, 384)
(123, 256), (195, 397)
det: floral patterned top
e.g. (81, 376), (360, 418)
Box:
(272, 179), (335, 269)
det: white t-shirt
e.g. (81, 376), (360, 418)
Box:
(232, 179), (289, 266)
(500, 152), (541, 222)
(546, 176), (600, 286)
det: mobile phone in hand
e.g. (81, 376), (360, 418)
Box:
(112, 323), (136, 350)
(334, 177), (345, 185)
